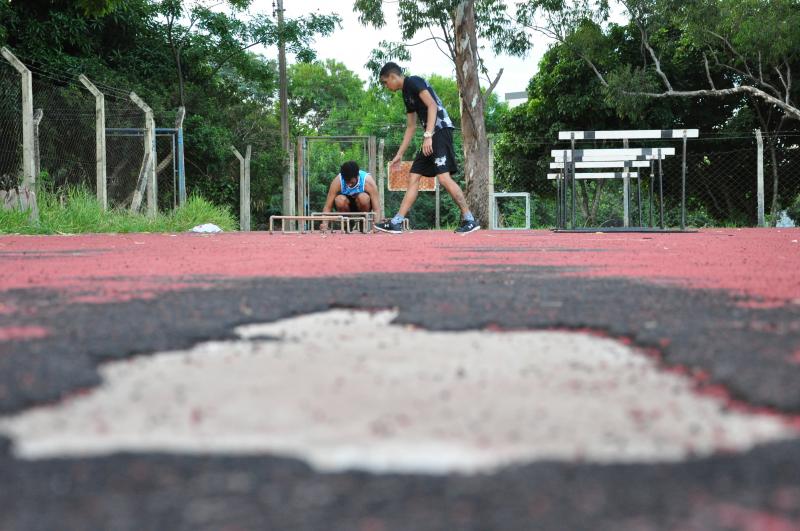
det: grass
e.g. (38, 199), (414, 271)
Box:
(0, 186), (237, 235)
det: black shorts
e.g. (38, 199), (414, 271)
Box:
(410, 128), (458, 177)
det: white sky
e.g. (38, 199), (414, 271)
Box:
(249, 0), (556, 102)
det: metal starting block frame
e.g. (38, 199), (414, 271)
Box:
(269, 215), (347, 234)
(311, 211), (376, 233)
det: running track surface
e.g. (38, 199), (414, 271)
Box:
(1, 228), (798, 303)
(1, 228), (799, 531)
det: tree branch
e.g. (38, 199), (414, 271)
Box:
(621, 85), (800, 121)
(484, 67), (504, 102)
(428, 26), (454, 63)
(637, 24), (673, 91)
(705, 30), (753, 78)
(703, 53), (716, 90)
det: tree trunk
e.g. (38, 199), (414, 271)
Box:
(453, 1), (490, 227)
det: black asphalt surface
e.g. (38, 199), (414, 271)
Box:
(1, 266), (799, 530)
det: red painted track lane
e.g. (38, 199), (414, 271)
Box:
(1, 228), (798, 304)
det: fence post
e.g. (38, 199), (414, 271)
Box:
(175, 107), (186, 207)
(1, 47), (37, 220)
(283, 139), (295, 220)
(33, 109), (42, 181)
(755, 129), (765, 227)
(622, 138), (630, 227)
(232, 145), (251, 231)
(488, 136), (495, 231)
(681, 130), (687, 230)
(130, 92), (156, 218)
(377, 138), (385, 220)
(78, 75), (107, 211)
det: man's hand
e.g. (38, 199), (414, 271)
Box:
(422, 136), (433, 156)
(390, 154), (402, 169)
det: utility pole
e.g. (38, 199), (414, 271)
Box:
(275, 0), (294, 217)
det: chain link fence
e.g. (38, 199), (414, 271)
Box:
(0, 59), (21, 193)
(0, 48), (183, 218)
(105, 98), (146, 210)
(498, 134), (800, 229)
(32, 74), (96, 196)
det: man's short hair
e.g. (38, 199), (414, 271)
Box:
(379, 62), (403, 78)
(340, 161), (360, 179)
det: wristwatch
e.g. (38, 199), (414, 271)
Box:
(423, 131), (434, 138)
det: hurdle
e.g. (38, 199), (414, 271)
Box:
(269, 215), (347, 234)
(554, 129), (698, 231)
(311, 211), (376, 233)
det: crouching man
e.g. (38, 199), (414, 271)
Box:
(320, 160), (381, 231)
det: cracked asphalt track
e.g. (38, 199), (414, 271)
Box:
(0, 229), (799, 530)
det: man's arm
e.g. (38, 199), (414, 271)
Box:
(320, 176), (341, 230)
(322, 176), (341, 214)
(364, 175), (381, 221)
(391, 112), (417, 167)
(418, 89), (438, 156)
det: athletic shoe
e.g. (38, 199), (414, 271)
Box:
(455, 219), (481, 234)
(374, 219), (404, 234)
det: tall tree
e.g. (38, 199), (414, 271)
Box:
(519, 0), (800, 120)
(158, 0), (340, 108)
(353, 0), (530, 226)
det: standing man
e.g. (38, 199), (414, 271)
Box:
(375, 62), (479, 234)
(320, 160), (381, 230)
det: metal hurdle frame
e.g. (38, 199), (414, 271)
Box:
(553, 130), (698, 232)
(269, 215), (347, 234)
(311, 211), (376, 233)
(491, 192), (531, 230)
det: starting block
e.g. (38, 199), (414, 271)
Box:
(269, 215), (347, 234)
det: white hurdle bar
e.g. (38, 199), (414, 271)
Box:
(558, 129), (699, 140)
(551, 147), (676, 161)
(550, 161), (651, 169)
(547, 172), (639, 180)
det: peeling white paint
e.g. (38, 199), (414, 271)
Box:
(0, 310), (794, 474)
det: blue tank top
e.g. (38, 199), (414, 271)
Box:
(339, 170), (368, 196)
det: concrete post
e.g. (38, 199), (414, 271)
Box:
(1, 48), (35, 188)
(33, 109), (42, 181)
(232, 145), (251, 232)
(488, 136), (495, 230)
(755, 129), (765, 227)
(130, 92), (156, 218)
(78, 75), (107, 210)
(377, 138), (385, 219)
(175, 107), (186, 206)
(623, 138), (630, 227)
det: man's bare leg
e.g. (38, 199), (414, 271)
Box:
(334, 195), (352, 212)
(396, 173), (421, 217)
(354, 192), (372, 212)
(436, 171), (470, 217)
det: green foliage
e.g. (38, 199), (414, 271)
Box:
(0, 186), (236, 235)
(787, 194), (800, 225)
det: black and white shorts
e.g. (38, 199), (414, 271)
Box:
(410, 128), (458, 177)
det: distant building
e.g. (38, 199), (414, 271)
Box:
(504, 91), (528, 108)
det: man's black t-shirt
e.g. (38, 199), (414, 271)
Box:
(402, 76), (454, 132)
